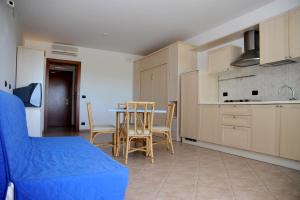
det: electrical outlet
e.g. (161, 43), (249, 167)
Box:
(81, 122), (85, 126)
(223, 92), (228, 97)
(252, 90), (258, 96)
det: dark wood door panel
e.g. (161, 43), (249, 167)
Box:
(48, 70), (73, 127)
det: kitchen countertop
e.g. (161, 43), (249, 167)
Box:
(199, 100), (300, 105)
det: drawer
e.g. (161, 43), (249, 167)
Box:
(222, 115), (251, 127)
(220, 105), (251, 116)
(221, 125), (251, 150)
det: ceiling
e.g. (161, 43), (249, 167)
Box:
(15, 0), (275, 55)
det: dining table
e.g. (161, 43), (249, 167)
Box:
(108, 108), (167, 157)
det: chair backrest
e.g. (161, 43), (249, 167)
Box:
(125, 102), (155, 135)
(0, 91), (32, 198)
(86, 102), (94, 130)
(166, 103), (176, 129)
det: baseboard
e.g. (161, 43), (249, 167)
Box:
(182, 138), (300, 171)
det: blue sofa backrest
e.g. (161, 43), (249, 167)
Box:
(0, 91), (32, 198)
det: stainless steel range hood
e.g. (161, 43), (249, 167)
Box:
(231, 30), (260, 67)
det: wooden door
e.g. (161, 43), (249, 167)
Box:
(180, 71), (198, 140)
(289, 6), (300, 59)
(140, 64), (167, 125)
(251, 105), (280, 156)
(198, 105), (220, 144)
(47, 70), (73, 127)
(140, 68), (153, 102)
(260, 13), (289, 64)
(279, 104), (300, 161)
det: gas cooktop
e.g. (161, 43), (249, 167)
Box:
(224, 99), (262, 103)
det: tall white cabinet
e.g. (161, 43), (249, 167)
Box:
(16, 47), (45, 137)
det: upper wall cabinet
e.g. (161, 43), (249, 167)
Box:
(260, 13), (289, 64)
(260, 6), (300, 65)
(208, 45), (241, 74)
(289, 6), (300, 59)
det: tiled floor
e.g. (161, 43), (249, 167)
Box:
(48, 131), (300, 200)
(108, 142), (300, 200)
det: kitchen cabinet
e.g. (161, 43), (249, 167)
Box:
(220, 105), (251, 150)
(279, 104), (300, 161)
(260, 13), (289, 64)
(289, 6), (300, 59)
(208, 45), (241, 74)
(260, 6), (300, 64)
(198, 105), (220, 144)
(180, 71), (198, 140)
(221, 126), (251, 150)
(251, 105), (280, 156)
(140, 64), (168, 125)
(134, 41), (197, 141)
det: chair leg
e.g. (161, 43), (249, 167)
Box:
(168, 131), (174, 154)
(125, 137), (130, 165)
(149, 136), (154, 163)
(165, 134), (170, 151)
(90, 131), (94, 144)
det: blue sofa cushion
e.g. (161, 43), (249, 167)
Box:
(0, 91), (128, 200)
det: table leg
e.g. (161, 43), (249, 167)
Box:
(114, 112), (120, 157)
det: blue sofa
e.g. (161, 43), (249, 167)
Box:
(0, 91), (128, 200)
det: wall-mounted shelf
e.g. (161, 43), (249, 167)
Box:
(194, 25), (259, 52)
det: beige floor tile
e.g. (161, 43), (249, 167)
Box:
(196, 185), (234, 200)
(234, 190), (276, 200)
(126, 189), (157, 200)
(230, 177), (268, 192)
(157, 183), (196, 200)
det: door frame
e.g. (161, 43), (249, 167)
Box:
(44, 58), (81, 133)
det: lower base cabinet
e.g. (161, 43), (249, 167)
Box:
(198, 105), (220, 144)
(221, 126), (251, 150)
(251, 105), (280, 156)
(280, 104), (300, 161)
(194, 104), (300, 161)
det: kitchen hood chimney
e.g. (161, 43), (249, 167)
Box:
(231, 30), (260, 67)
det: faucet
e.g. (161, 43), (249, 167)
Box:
(278, 84), (297, 100)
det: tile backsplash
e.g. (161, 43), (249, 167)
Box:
(218, 62), (300, 102)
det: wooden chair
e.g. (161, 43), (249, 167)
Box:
(152, 103), (176, 154)
(86, 102), (115, 147)
(122, 102), (155, 165)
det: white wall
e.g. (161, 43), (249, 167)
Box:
(0, 1), (21, 92)
(24, 40), (141, 130)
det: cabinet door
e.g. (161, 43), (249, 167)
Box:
(140, 68), (153, 102)
(140, 65), (168, 125)
(198, 105), (220, 144)
(151, 64), (168, 125)
(251, 105), (280, 156)
(260, 13), (289, 64)
(208, 46), (241, 74)
(280, 104), (300, 161)
(180, 71), (198, 140)
(289, 6), (300, 59)
(222, 126), (251, 150)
